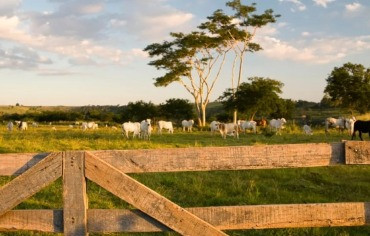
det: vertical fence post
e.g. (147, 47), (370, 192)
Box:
(63, 151), (88, 236)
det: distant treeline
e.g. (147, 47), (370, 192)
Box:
(0, 99), (194, 125)
(0, 99), (333, 125)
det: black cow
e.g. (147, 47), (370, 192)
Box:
(351, 120), (370, 141)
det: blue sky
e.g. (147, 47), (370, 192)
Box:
(0, 0), (369, 106)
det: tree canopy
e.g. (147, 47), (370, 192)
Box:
(219, 77), (294, 119)
(323, 62), (370, 113)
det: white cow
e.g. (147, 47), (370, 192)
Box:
(87, 122), (98, 129)
(218, 123), (239, 139)
(182, 120), (194, 132)
(210, 121), (220, 134)
(303, 125), (313, 135)
(81, 122), (98, 130)
(157, 120), (174, 134)
(345, 117), (356, 135)
(52, 126), (57, 131)
(81, 122), (88, 131)
(239, 120), (257, 134)
(32, 122), (38, 127)
(122, 122), (141, 139)
(7, 122), (14, 132)
(19, 121), (28, 131)
(325, 117), (346, 133)
(269, 118), (287, 135)
(140, 119), (152, 140)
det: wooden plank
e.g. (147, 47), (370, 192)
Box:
(87, 202), (369, 232)
(345, 141), (370, 164)
(63, 151), (88, 236)
(85, 152), (227, 236)
(0, 152), (62, 217)
(0, 210), (62, 232)
(0, 143), (347, 176)
(0, 203), (368, 233)
(0, 153), (48, 176)
(90, 143), (345, 173)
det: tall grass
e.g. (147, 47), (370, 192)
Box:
(0, 125), (369, 235)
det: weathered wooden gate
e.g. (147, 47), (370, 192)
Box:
(0, 141), (369, 235)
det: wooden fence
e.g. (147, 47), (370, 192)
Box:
(0, 141), (369, 235)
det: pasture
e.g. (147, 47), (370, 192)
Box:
(0, 124), (369, 236)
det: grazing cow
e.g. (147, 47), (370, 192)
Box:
(345, 117), (356, 136)
(256, 118), (267, 128)
(111, 126), (118, 130)
(122, 122), (141, 139)
(19, 121), (28, 131)
(52, 126), (57, 131)
(32, 122), (38, 127)
(81, 122), (88, 131)
(69, 125), (74, 129)
(7, 122), (14, 132)
(15, 121), (21, 126)
(157, 120), (174, 134)
(210, 121), (220, 134)
(269, 118), (287, 135)
(81, 122), (98, 130)
(218, 123), (239, 139)
(182, 120), (194, 132)
(87, 122), (98, 129)
(325, 117), (346, 133)
(239, 120), (257, 134)
(303, 125), (313, 135)
(351, 120), (370, 141)
(140, 119), (152, 140)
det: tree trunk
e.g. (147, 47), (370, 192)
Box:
(233, 110), (237, 124)
(201, 104), (206, 127)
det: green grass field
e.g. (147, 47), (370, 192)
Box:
(0, 125), (369, 236)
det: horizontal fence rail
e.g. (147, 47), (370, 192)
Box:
(0, 142), (357, 176)
(1, 203), (369, 233)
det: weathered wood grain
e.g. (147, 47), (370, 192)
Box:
(87, 202), (369, 232)
(0, 143), (350, 176)
(0, 210), (63, 232)
(345, 141), (370, 164)
(0, 153), (48, 176)
(63, 151), (88, 236)
(0, 152), (62, 217)
(85, 152), (227, 236)
(2, 202), (368, 233)
(90, 143), (345, 173)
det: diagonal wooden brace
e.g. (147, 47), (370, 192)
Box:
(85, 152), (227, 236)
(0, 152), (62, 217)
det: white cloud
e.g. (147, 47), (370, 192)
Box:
(257, 34), (370, 64)
(279, 0), (306, 11)
(345, 2), (362, 12)
(301, 32), (310, 37)
(0, 0), (20, 17)
(313, 0), (336, 8)
(0, 16), (145, 68)
(0, 46), (52, 70)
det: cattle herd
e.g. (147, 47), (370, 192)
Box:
(3, 116), (370, 140)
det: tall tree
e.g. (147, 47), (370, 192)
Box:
(219, 77), (284, 120)
(144, 1), (279, 126)
(324, 62), (370, 113)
